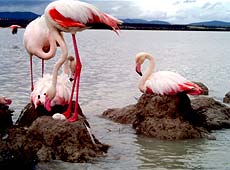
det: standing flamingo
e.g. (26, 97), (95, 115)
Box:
(23, 15), (58, 91)
(135, 52), (203, 95)
(10, 24), (21, 34)
(43, 0), (122, 122)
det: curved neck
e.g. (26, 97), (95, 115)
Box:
(35, 33), (57, 60)
(51, 30), (68, 88)
(138, 54), (155, 92)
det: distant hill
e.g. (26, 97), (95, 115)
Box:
(0, 12), (39, 20)
(189, 20), (230, 27)
(0, 11), (230, 31)
(122, 18), (170, 25)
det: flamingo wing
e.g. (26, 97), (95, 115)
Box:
(49, 8), (86, 28)
(145, 71), (202, 95)
(45, 0), (122, 33)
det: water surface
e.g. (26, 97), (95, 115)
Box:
(0, 28), (230, 169)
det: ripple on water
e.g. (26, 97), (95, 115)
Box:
(0, 29), (230, 170)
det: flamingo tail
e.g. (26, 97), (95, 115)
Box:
(179, 82), (203, 95)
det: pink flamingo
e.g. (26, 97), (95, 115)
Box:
(23, 15), (58, 91)
(10, 24), (21, 34)
(43, 0), (122, 122)
(31, 56), (75, 110)
(135, 52), (203, 95)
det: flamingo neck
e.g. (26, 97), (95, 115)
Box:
(139, 54), (155, 92)
(46, 29), (68, 101)
(34, 30), (57, 60)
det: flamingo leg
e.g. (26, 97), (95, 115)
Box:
(69, 34), (82, 121)
(30, 55), (34, 91)
(42, 59), (44, 78)
(65, 33), (82, 122)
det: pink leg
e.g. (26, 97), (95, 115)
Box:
(63, 34), (82, 122)
(42, 59), (44, 78)
(30, 55), (34, 91)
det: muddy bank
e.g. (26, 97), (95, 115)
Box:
(0, 103), (109, 170)
(191, 96), (230, 130)
(102, 91), (230, 140)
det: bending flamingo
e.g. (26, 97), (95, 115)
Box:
(23, 15), (58, 91)
(31, 56), (75, 110)
(31, 73), (72, 110)
(135, 52), (203, 95)
(44, 0), (122, 122)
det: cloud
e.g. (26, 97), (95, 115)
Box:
(183, 0), (196, 3)
(87, 1), (142, 19)
(0, 0), (230, 24)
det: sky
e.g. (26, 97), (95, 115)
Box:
(0, 0), (230, 24)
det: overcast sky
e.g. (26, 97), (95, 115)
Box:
(0, 0), (230, 24)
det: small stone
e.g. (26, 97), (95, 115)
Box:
(223, 92), (230, 104)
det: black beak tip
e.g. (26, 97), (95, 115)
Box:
(136, 70), (142, 76)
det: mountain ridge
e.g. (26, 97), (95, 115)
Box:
(189, 20), (230, 27)
(0, 11), (40, 20)
(0, 12), (230, 30)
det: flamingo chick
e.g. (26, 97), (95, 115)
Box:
(135, 52), (203, 95)
(44, 0), (123, 122)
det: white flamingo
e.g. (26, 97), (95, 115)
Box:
(135, 52), (203, 95)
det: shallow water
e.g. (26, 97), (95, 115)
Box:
(0, 28), (230, 169)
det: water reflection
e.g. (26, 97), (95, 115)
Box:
(136, 136), (207, 170)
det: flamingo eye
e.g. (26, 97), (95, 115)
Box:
(38, 95), (40, 99)
(44, 93), (46, 95)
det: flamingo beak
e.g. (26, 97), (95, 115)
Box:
(44, 95), (52, 112)
(136, 64), (142, 76)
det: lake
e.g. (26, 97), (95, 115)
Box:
(0, 28), (230, 169)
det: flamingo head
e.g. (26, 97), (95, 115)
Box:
(135, 63), (142, 76)
(68, 55), (76, 81)
(135, 52), (146, 76)
(31, 95), (42, 109)
(44, 87), (56, 111)
(135, 52), (154, 76)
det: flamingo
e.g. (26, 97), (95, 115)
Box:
(0, 96), (12, 106)
(43, 0), (122, 122)
(135, 52), (203, 95)
(23, 15), (58, 91)
(10, 24), (21, 34)
(31, 56), (75, 110)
